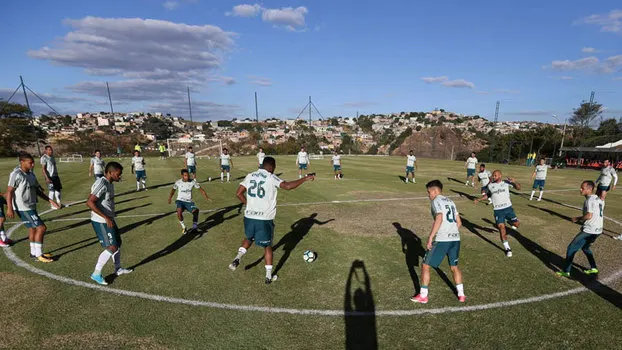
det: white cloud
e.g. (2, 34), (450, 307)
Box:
(227, 4), (309, 30)
(442, 79), (475, 89)
(548, 56), (599, 70)
(581, 47), (598, 53)
(163, 1), (179, 10)
(575, 9), (622, 33)
(557, 76), (574, 80)
(614, 76), (622, 81)
(227, 4), (262, 17)
(149, 100), (241, 120)
(248, 76), (272, 86)
(421, 76), (448, 83)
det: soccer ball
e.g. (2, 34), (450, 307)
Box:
(303, 250), (316, 263)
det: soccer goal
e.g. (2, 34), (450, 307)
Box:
(166, 138), (222, 159)
(58, 154), (84, 163)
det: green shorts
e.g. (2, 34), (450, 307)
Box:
(467, 169), (476, 177)
(244, 217), (274, 247)
(406, 166), (415, 173)
(17, 209), (44, 228)
(176, 200), (198, 212)
(298, 164), (308, 170)
(494, 206), (518, 225)
(423, 241), (460, 268)
(47, 176), (63, 191)
(187, 165), (196, 174)
(333, 165), (341, 171)
(597, 185), (610, 192)
(135, 170), (146, 180)
(91, 221), (122, 248)
(221, 165), (230, 172)
(532, 179), (545, 190)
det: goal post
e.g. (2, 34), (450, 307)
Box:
(166, 138), (222, 159)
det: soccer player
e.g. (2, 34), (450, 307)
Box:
(296, 146), (310, 179)
(220, 148), (233, 182)
(410, 180), (465, 304)
(185, 146), (197, 180)
(476, 164), (492, 203)
(131, 150), (147, 191)
(0, 191), (12, 247)
(556, 181), (604, 278)
(595, 159), (618, 201)
(6, 153), (60, 262)
(473, 170), (521, 257)
(168, 169), (209, 234)
(530, 158), (548, 201)
(228, 156), (314, 284)
(405, 150), (418, 183)
(465, 152), (478, 187)
(257, 148), (265, 169)
(159, 143), (167, 160)
(87, 161), (133, 285)
(41, 145), (62, 209)
(89, 149), (106, 179)
(331, 151), (342, 179)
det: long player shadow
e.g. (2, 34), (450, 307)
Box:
(529, 204), (617, 237)
(128, 203), (243, 270)
(44, 196), (149, 221)
(460, 216), (504, 252)
(447, 177), (465, 185)
(481, 218), (622, 309)
(392, 222), (425, 294)
(450, 189), (479, 202)
(244, 213), (334, 275)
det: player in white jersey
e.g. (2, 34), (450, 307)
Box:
(86, 162), (133, 285)
(131, 150), (147, 191)
(405, 150), (418, 183)
(89, 149), (106, 180)
(185, 146), (197, 180)
(257, 148), (266, 169)
(557, 181), (604, 277)
(228, 156), (315, 284)
(220, 148), (233, 182)
(464, 152), (478, 187)
(41, 145), (63, 209)
(296, 146), (310, 179)
(475, 164), (492, 203)
(530, 158), (548, 201)
(168, 169), (210, 234)
(331, 152), (342, 179)
(411, 180), (466, 304)
(595, 159), (618, 201)
(5, 153), (60, 262)
(474, 170), (521, 257)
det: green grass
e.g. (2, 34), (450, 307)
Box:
(1, 155), (621, 349)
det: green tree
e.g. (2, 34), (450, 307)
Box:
(569, 101), (603, 128)
(143, 117), (177, 140)
(0, 102), (47, 156)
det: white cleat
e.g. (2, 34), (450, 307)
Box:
(613, 234), (622, 241)
(505, 249), (513, 258)
(537, 198), (542, 202)
(115, 268), (134, 276)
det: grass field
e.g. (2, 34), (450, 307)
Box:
(1, 154), (621, 349)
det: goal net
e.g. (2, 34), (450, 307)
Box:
(58, 154), (84, 163)
(166, 138), (222, 159)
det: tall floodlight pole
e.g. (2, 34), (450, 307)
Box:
(20, 76), (41, 156)
(187, 87), (193, 137)
(490, 101), (500, 163)
(308, 96), (312, 124)
(106, 82), (114, 114)
(552, 115), (567, 157)
(255, 91), (260, 147)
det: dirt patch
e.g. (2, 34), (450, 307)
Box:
(44, 332), (167, 350)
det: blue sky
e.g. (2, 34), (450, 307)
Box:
(1, 0), (621, 122)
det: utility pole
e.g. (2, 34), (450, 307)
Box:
(490, 101), (500, 163)
(106, 82), (114, 114)
(255, 91), (260, 148)
(187, 86), (193, 137)
(20, 76), (41, 156)
(308, 96), (312, 124)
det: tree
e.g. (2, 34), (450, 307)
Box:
(143, 117), (176, 140)
(217, 120), (232, 127)
(0, 102), (46, 156)
(569, 101), (603, 128)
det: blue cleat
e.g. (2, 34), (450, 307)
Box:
(90, 274), (108, 285)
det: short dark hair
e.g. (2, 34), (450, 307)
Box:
(105, 161), (123, 173)
(426, 179), (443, 191)
(19, 152), (33, 162)
(181, 169), (189, 175)
(223, 147), (228, 151)
(94, 149), (101, 153)
(188, 146), (193, 150)
(134, 150), (140, 154)
(480, 163), (486, 167)
(582, 180), (595, 190)
(45, 145), (52, 150)
(262, 156), (276, 169)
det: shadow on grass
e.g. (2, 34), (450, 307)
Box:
(450, 189), (479, 201)
(528, 203), (618, 237)
(447, 177), (465, 185)
(398, 175), (406, 183)
(392, 222), (424, 294)
(481, 218), (622, 309)
(129, 204), (243, 270)
(344, 259), (378, 350)
(434, 267), (458, 296)
(244, 213), (334, 275)
(45, 196), (149, 221)
(460, 216), (504, 252)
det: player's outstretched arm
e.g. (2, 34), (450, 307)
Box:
(508, 178), (521, 190)
(280, 174), (315, 190)
(473, 193), (488, 204)
(168, 188), (176, 204)
(199, 187), (209, 201)
(86, 194), (113, 227)
(236, 185), (247, 205)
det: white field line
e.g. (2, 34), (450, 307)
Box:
(2, 193), (621, 316)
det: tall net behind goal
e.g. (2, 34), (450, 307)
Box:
(166, 138), (222, 159)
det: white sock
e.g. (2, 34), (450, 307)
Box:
(112, 250), (121, 270)
(179, 221), (186, 229)
(94, 250), (112, 275)
(265, 264), (273, 279)
(456, 283), (465, 297)
(538, 191), (543, 200)
(55, 191), (61, 204)
(34, 242), (42, 257)
(0, 230), (6, 241)
(141, 180), (146, 189)
(413, 178), (416, 183)
(227, 173), (230, 181)
(420, 286), (429, 297)
(503, 241), (511, 250)
(235, 247), (247, 261)
(530, 190), (535, 199)
(29, 242), (36, 256)
(221, 172), (224, 181)
(405, 178), (408, 183)
(299, 174), (302, 179)
(136, 181), (140, 190)
(49, 191), (54, 204)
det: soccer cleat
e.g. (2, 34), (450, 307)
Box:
(510, 225), (518, 231)
(458, 296), (466, 303)
(505, 249), (513, 258)
(529, 197), (533, 201)
(556, 271), (571, 278)
(181, 227), (187, 235)
(229, 258), (240, 271)
(613, 234), (622, 240)
(115, 267), (133, 276)
(192, 223), (198, 230)
(0, 239), (13, 247)
(537, 198), (542, 201)
(36, 255), (54, 263)
(583, 268), (599, 275)
(410, 294), (428, 304)
(30, 253), (53, 259)
(90, 274), (108, 285)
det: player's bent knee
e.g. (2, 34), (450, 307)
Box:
(106, 245), (118, 253)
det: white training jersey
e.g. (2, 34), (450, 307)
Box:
(185, 152), (196, 166)
(132, 156), (145, 171)
(466, 157), (478, 169)
(8, 167), (40, 211)
(477, 170), (492, 187)
(486, 180), (514, 210)
(257, 152), (265, 165)
(173, 179), (200, 203)
(220, 154), (231, 166)
(91, 157), (106, 175)
(332, 155), (341, 166)
(582, 194), (604, 234)
(430, 195), (460, 242)
(90, 177), (115, 223)
(40, 154), (58, 177)
(597, 166), (618, 187)
(534, 165), (548, 180)
(240, 169), (283, 221)
(297, 151), (309, 164)
(407, 155), (417, 167)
